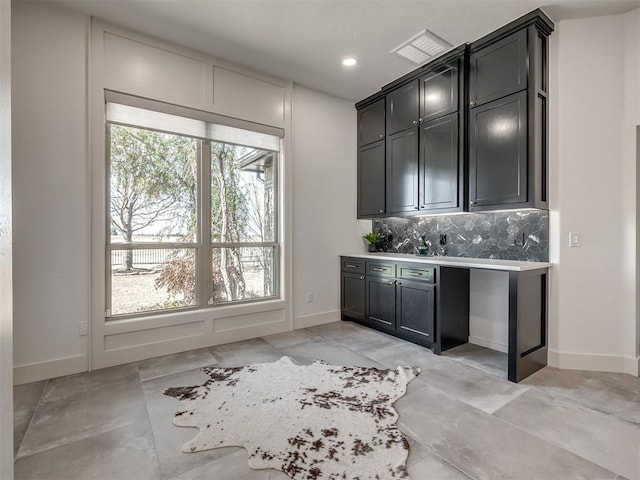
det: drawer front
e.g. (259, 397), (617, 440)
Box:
(341, 257), (365, 274)
(366, 261), (396, 277)
(397, 265), (435, 283)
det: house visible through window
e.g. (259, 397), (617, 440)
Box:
(106, 103), (280, 318)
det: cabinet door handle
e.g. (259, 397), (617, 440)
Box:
(378, 209), (384, 213)
(388, 281), (396, 285)
(412, 120), (418, 125)
(359, 276), (364, 280)
(346, 264), (358, 268)
(469, 200), (476, 205)
(420, 205), (425, 209)
(372, 267), (384, 272)
(379, 134), (384, 139)
(397, 282), (402, 286)
(418, 118), (423, 124)
(407, 272), (423, 276)
(470, 101), (477, 107)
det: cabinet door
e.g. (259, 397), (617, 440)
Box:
(387, 129), (418, 214)
(341, 272), (366, 321)
(469, 90), (527, 208)
(420, 64), (458, 122)
(358, 142), (386, 217)
(396, 280), (435, 345)
(420, 113), (459, 211)
(470, 30), (527, 107)
(366, 277), (396, 333)
(386, 80), (420, 135)
(358, 99), (385, 146)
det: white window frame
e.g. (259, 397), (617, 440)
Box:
(105, 102), (282, 319)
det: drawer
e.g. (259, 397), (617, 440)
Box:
(341, 258), (365, 274)
(397, 265), (435, 283)
(366, 261), (396, 277)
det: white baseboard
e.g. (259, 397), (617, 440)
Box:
(13, 355), (88, 385)
(294, 310), (340, 329)
(622, 356), (639, 376)
(468, 335), (508, 354)
(548, 350), (639, 376)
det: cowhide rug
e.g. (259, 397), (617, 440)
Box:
(163, 356), (420, 480)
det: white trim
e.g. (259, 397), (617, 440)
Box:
(548, 349), (639, 376)
(13, 355), (88, 385)
(294, 311), (341, 329)
(622, 356), (639, 376)
(90, 20), (293, 371)
(468, 335), (508, 354)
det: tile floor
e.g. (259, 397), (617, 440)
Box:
(13, 321), (640, 480)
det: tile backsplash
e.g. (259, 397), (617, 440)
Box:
(372, 210), (549, 262)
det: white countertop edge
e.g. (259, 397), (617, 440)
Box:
(342, 253), (552, 272)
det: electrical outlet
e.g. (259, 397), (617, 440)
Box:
(569, 232), (581, 247)
(509, 233), (525, 247)
(78, 321), (88, 336)
(306, 292), (313, 303)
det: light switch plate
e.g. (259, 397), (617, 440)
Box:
(569, 232), (581, 247)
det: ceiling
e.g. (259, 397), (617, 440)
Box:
(49, 0), (640, 102)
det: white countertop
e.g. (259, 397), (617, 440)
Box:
(343, 252), (552, 272)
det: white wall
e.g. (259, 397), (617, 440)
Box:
(291, 85), (366, 327)
(11, 3), (363, 381)
(0, 0), (13, 475)
(12, 2), (90, 379)
(549, 10), (639, 374)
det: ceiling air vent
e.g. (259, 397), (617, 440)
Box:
(391, 29), (453, 66)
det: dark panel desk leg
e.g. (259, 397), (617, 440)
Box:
(508, 268), (548, 382)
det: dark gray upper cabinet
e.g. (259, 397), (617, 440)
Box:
(387, 128), (419, 213)
(421, 65), (459, 122)
(469, 91), (527, 207)
(357, 98), (385, 146)
(357, 142), (386, 217)
(468, 10), (553, 211)
(469, 30), (527, 107)
(420, 113), (460, 211)
(355, 9), (553, 217)
(386, 81), (420, 136)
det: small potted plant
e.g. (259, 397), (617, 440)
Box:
(362, 232), (384, 252)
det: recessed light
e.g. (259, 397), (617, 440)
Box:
(342, 57), (357, 67)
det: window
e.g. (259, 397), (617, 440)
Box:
(106, 103), (280, 318)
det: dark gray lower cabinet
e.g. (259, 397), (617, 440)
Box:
(341, 257), (468, 357)
(341, 257), (439, 350)
(341, 272), (365, 321)
(365, 276), (396, 334)
(396, 279), (435, 346)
